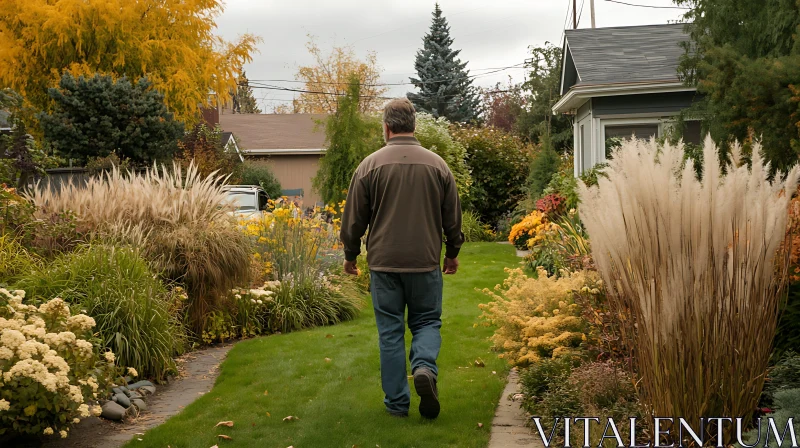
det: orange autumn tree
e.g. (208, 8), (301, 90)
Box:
(0, 0), (260, 123)
(292, 37), (388, 114)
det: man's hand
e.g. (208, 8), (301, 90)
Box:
(343, 260), (360, 276)
(443, 257), (459, 275)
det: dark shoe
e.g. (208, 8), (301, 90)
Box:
(413, 367), (440, 419)
(387, 410), (409, 418)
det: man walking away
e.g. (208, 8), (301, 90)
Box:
(340, 98), (464, 419)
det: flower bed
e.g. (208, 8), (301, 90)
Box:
(0, 289), (112, 438)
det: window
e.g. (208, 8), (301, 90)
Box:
(258, 191), (269, 210)
(683, 120), (703, 145)
(603, 122), (661, 156)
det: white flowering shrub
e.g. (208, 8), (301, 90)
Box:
(0, 289), (112, 438)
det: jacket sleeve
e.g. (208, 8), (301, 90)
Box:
(340, 170), (370, 262)
(442, 168), (464, 259)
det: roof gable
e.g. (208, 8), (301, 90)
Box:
(564, 23), (689, 88)
(219, 114), (327, 150)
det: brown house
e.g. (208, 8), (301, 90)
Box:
(219, 114), (327, 206)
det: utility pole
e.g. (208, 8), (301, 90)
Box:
(573, 0), (578, 28)
(590, 0), (596, 28)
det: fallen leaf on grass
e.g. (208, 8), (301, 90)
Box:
(283, 415), (300, 422)
(264, 390), (269, 396)
(325, 334), (334, 338)
(210, 445), (219, 448)
(218, 435), (232, 440)
(492, 371), (497, 375)
(474, 358), (485, 367)
(477, 423), (484, 428)
(266, 412), (271, 417)
(324, 357), (331, 363)
(214, 421), (234, 428)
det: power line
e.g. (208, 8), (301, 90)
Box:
(576, 0), (587, 27)
(244, 83), (515, 100)
(604, 0), (690, 9)
(245, 62), (527, 88)
(558, 0), (573, 47)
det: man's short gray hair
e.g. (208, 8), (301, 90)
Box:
(383, 98), (416, 134)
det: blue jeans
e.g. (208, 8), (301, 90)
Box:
(370, 269), (443, 414)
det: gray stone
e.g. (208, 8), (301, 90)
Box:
(114, 393), (131, 408)
(131, 398), (147, 412)
(139, 385), (156, 395)
(127, 380), (155, 390)
(119, 386), (131, 397)
(111, 387), (123, 395)
(101, 401), (126, 421)
(128, 391), (143, 401)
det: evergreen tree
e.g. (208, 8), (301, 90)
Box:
(39, 73), (184, 166)
(408, 4), (481, 123)
(527, 135), (560, 199)
(676, 0), (800, 173)
(313, 74), (383, 205)
(233, 71), (262, 114)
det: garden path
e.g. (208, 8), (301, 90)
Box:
(488, 368), (542, 448)
(40, 343), (234, 448)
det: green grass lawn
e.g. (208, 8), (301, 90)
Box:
(126, 243), (518, 448)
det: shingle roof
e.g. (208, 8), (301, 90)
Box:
(565, 23), (689, 86)
(219, 114), (327, 150)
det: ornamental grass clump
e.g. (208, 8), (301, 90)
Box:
(27, 163), (251, 334)
(0, 289), (111, 438)
(479, 267), (593, 365)
(578, 137), (799, 445)
(15, 245), (185, 380)
(242, 201), (363, 333)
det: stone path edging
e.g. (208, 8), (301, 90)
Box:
(41, 343), (234, 448)
(488, 368), (543, 448)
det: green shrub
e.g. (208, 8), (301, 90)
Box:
(527, 137), (559, 199)
(578, 162), (609, 188)
(519, 356), (580, 406)
(0, 184), (35, 242)
(743, 388), (800, 448)
(542, 155), (579, 210)
(761, 350), (800, 408)
(15, 245), (186, 380)
(263, 279), (362, 334)
(237, 161), (282, 199)
(415, 114), (473, 205)
(461, 210), (495, 242)
(451, 125), (533, 226)
(0, 289), (112, 438)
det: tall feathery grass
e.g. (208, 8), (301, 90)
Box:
(578, 137), (799, 445)
(27, 163), (252, 333)
(15, 245), (185, 380)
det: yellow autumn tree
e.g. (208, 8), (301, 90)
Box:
(293, 37), (388, 114)
(0, 0), (260, 123)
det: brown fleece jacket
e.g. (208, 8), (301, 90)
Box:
(339, 135), (464, 273)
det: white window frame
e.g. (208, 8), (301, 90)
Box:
(598, 117), (669, 159)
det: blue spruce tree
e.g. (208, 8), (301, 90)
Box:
(407, 4), (480, 123)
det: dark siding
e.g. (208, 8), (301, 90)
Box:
(593, 91), (700, 116)
(561, 47), (579, 95)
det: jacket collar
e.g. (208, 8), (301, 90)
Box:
(386, 135), (420, 146)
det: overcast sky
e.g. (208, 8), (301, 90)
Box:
(214, 0), (687, 112)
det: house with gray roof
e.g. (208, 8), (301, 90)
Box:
(552, 23), (701, 175)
